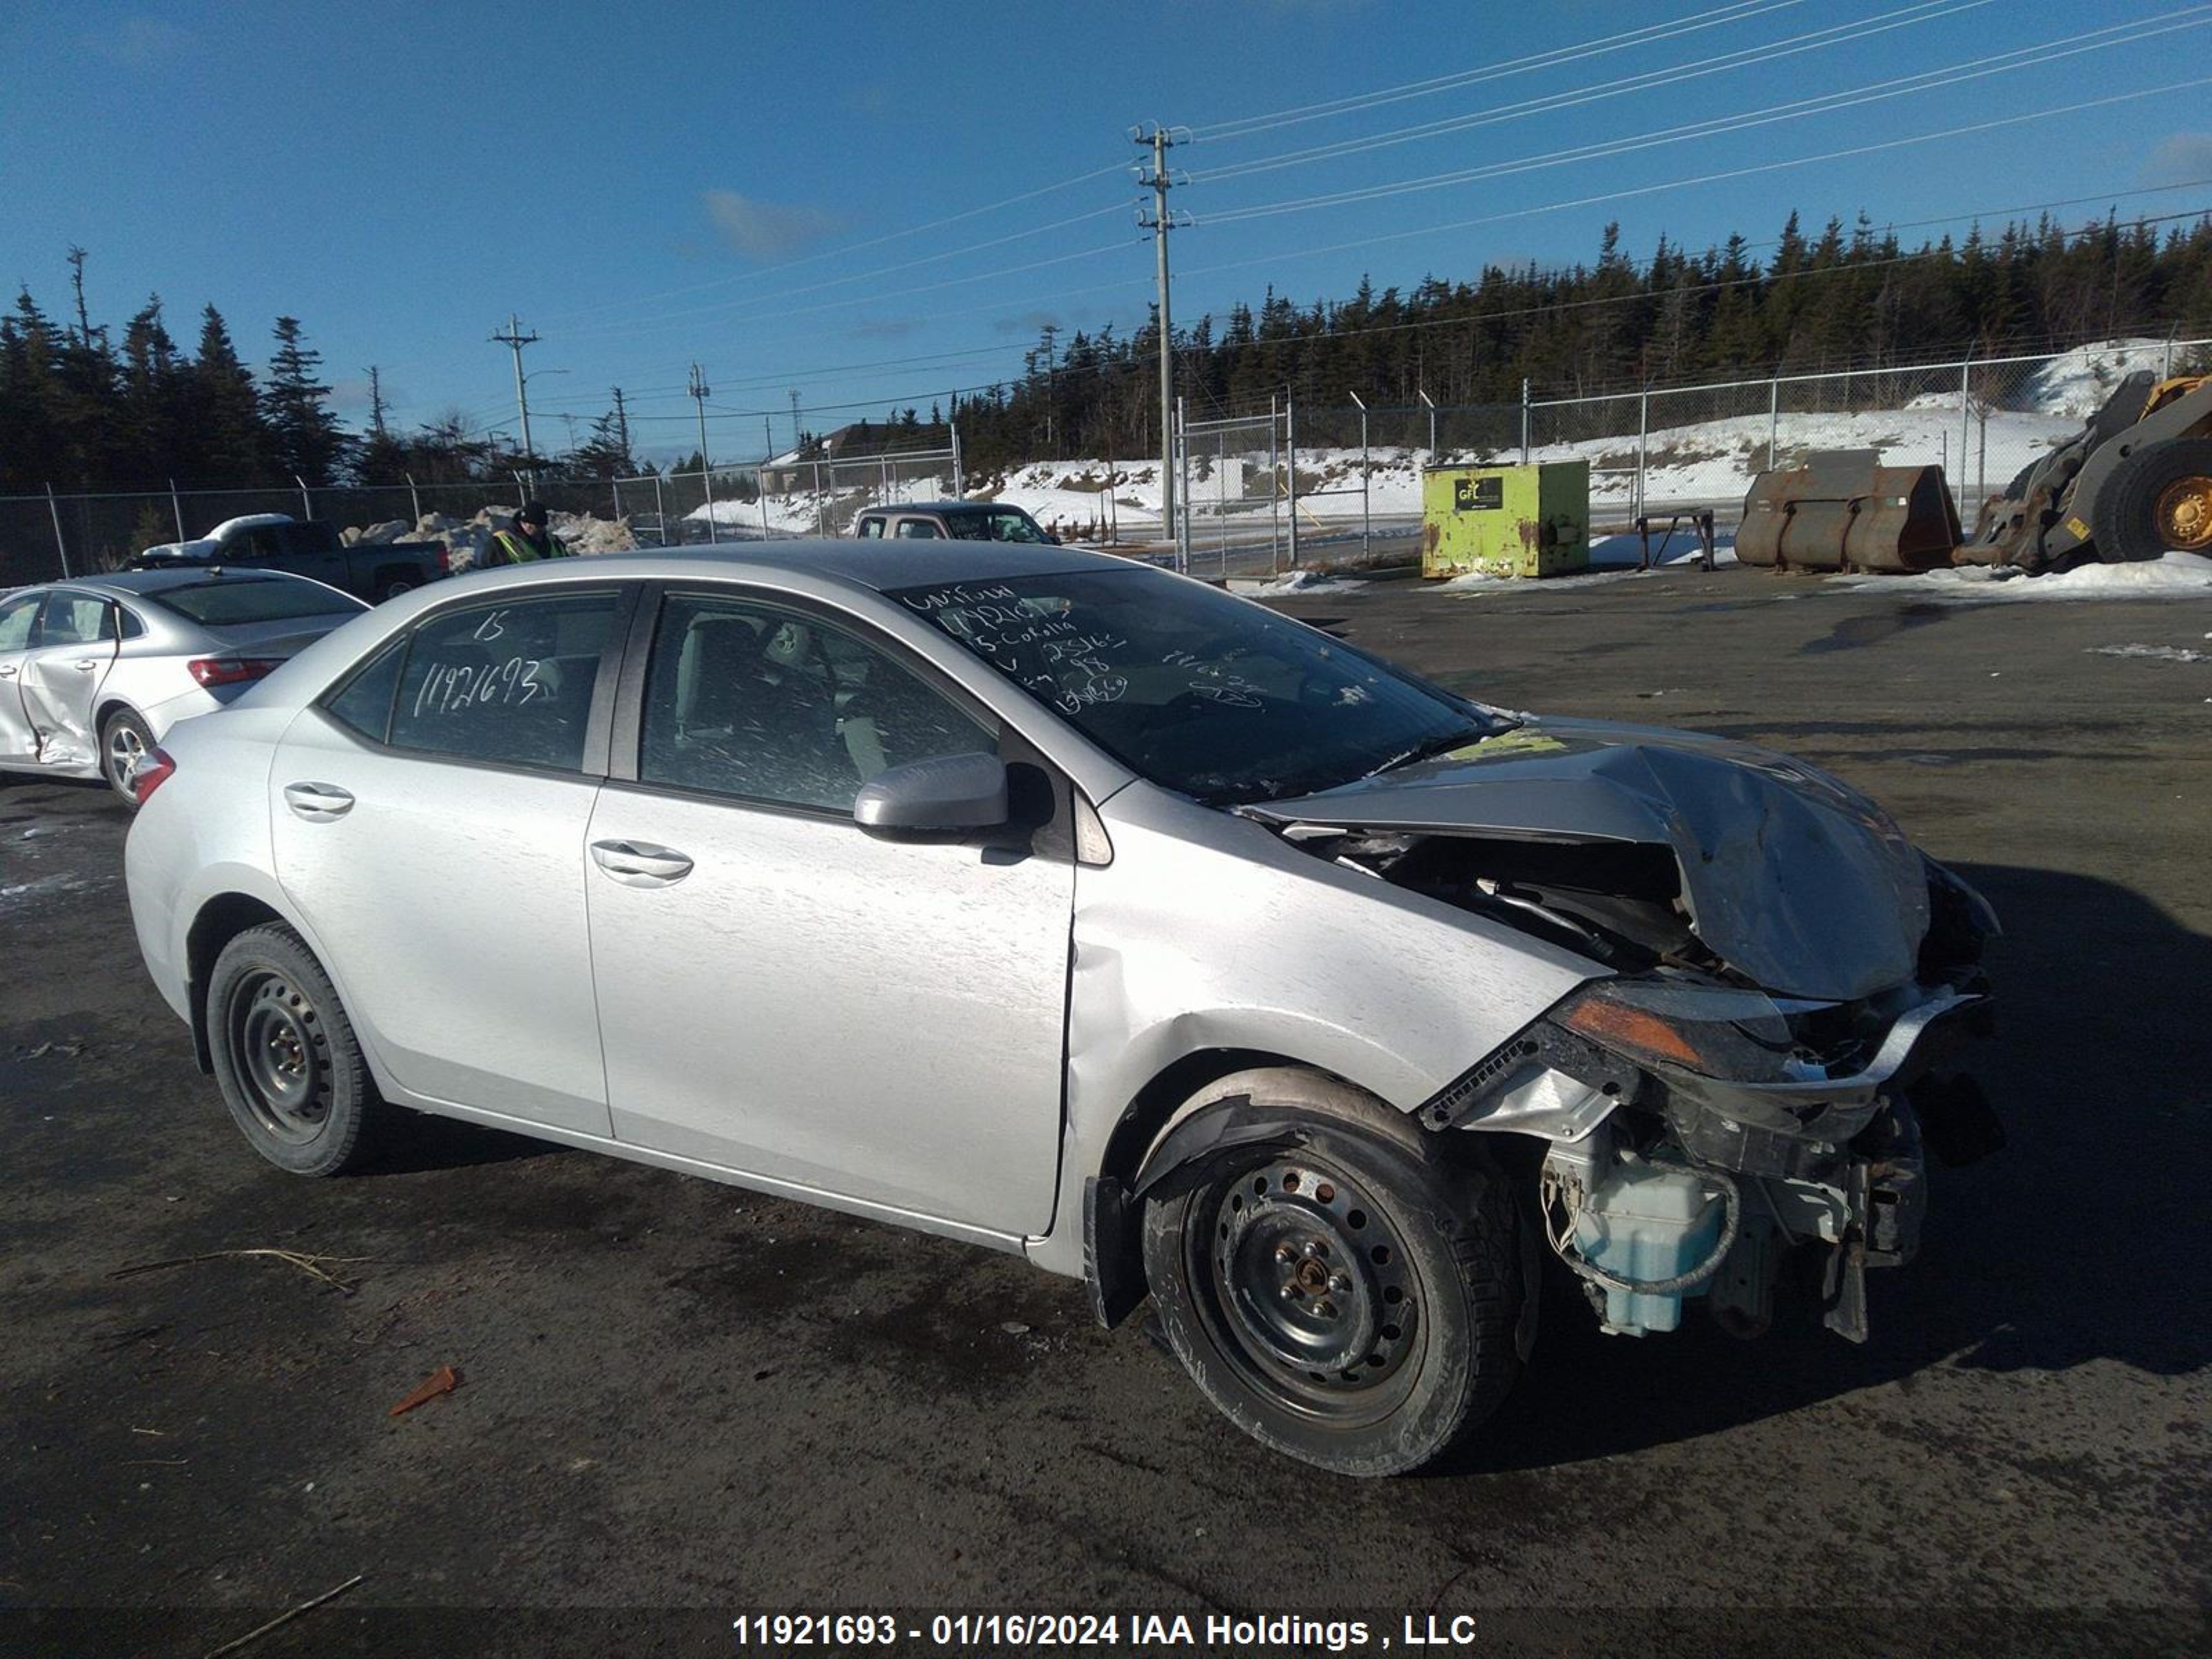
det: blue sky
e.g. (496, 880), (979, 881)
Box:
(6, 0), (2210, 466)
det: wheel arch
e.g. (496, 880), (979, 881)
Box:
(1085, 1051), (1422, 1331)
(184, 892), (288, 1072)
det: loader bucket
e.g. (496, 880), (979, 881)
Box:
(1738, 449), (1962, 572)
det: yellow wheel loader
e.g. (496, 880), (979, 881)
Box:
(1966, 369), (2212, 572)
(1739, 368), (2212, 576)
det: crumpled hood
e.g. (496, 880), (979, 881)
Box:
(1248, 718), (1930, 1001)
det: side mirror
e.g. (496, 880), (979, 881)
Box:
(853, 751), (1009, 834)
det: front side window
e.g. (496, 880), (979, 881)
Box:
(385, 590), (618, 770)
(856, 516), (885, 539)
(35, 592), (115, 646)
(894, 518), (941, 540)
(890, 567), (1501, 805)
(640, 592), (994, 812)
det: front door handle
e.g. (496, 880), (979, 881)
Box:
(590, 839), (693, 885)
(283, 782), (355, 822)
(0, 664), (16, 678)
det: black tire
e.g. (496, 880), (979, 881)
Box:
(205, 923), (383, 1177)
(99, 708), (156, 805)
(1140, 1071), (1523, 1477)
(2088, 437), (2212, 563)
(379, 577), (414, 602)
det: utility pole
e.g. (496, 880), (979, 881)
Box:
(611, 386), (630, 460)
(1136, 124), (1179, 545)
(489, 315), (540, 461)
(789, 388), (803, 453)
(688, 364), (712, 471)
(366, 366), (388, 438)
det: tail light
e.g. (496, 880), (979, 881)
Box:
(133, 747), (177, 805)
(187, 657), (283, 688)
(436, 545), (454, 574)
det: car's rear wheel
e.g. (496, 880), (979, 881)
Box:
(206, 924), (383, 1176)
(1141, 1074), (1522, 1477)
(100, 709), (155, 804)
(379, 578), (414, 602)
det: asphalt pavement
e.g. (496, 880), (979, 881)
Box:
(3, 561), (2207, 1658)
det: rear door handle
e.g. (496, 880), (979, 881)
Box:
(283, 782), (355, 822)
(590, 839), (693, 885)
(73, 657), (102, 671)
(0, 665), (16, 678)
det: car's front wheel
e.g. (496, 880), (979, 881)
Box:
(1140, 1073), (1523, 1477)
(206, 924), (384, 1176)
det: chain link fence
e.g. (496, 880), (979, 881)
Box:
(11, 342), (2207, 587)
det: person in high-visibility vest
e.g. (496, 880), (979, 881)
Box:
(482, 501), (568, 565)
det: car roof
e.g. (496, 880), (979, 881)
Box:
(57, 566), (341, 599)
(858, 500), (1026, 518)
(527, 538), (1130, 593)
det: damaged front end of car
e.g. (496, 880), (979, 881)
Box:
(1250, 744), (2007, 1344)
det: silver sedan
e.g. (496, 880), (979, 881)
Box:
(123, 543), (2000, 1474)
(0, 567), (366, 803)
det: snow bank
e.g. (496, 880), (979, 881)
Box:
(1828, 552), (2212, 601)
(2018, 338), (2183, 418)
(1234, 570), (1368, 596)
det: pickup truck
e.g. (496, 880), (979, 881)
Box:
(136, 514), (450, 603)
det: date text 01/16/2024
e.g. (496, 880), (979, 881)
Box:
(731, 1612), (1490, 1650)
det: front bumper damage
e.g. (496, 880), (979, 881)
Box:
(1434, 975), (2002, 1343)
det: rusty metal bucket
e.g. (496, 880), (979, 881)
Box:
(1738, 449), (1962, 573)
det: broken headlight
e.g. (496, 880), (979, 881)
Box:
(1552, 977), (1806, 1083)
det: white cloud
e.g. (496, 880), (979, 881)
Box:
(2141, 131), (2212, 187)
(702, 190), (843, 261)
(87, 15), (190, 67)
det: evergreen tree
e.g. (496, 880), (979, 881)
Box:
(264, 316), (349, 484)
(187, 306), (266, 484)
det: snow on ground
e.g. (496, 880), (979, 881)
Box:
(1828, 552), (2212, 602)
(2088, 643), (2210, 663)
(1233, 570), (1369, 596)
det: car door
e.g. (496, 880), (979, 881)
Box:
(268, 583), (630, 1136)
(0, 590), (46, 762)
(16, 590), (119, 768)
(584, 586), (1075, 1235)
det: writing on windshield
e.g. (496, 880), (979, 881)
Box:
(892, 569), (1490, 803)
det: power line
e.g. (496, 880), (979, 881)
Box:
(1190, 0), (1992, 186)
(538, 160), (1133, 326)
(1194, 0), (1806, 142)
(1172, 72), (2212, 288)
(1199, 9), (2212, 225)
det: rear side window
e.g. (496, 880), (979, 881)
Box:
(146, 578), (362, 627)
(324, 640), (406, 743)
(386, 591), (618, 771)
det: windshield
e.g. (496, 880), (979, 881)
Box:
(144, 577), (363, 627)
(890, 568), (1503, 804)
(941, 509), (1051, 543)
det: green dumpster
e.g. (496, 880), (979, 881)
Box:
(1421, 460), (1591, 578)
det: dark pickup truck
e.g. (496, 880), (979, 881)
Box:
(135, 514), (450, 603)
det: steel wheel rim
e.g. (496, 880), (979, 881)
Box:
(225, 971), (329, 1143)
(1190, 1154), (1422, 1425)
(2153, 476), (2212, 550)
(106, 723), (144, 789)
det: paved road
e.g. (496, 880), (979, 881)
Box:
(4, 565), (2207, 1656)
